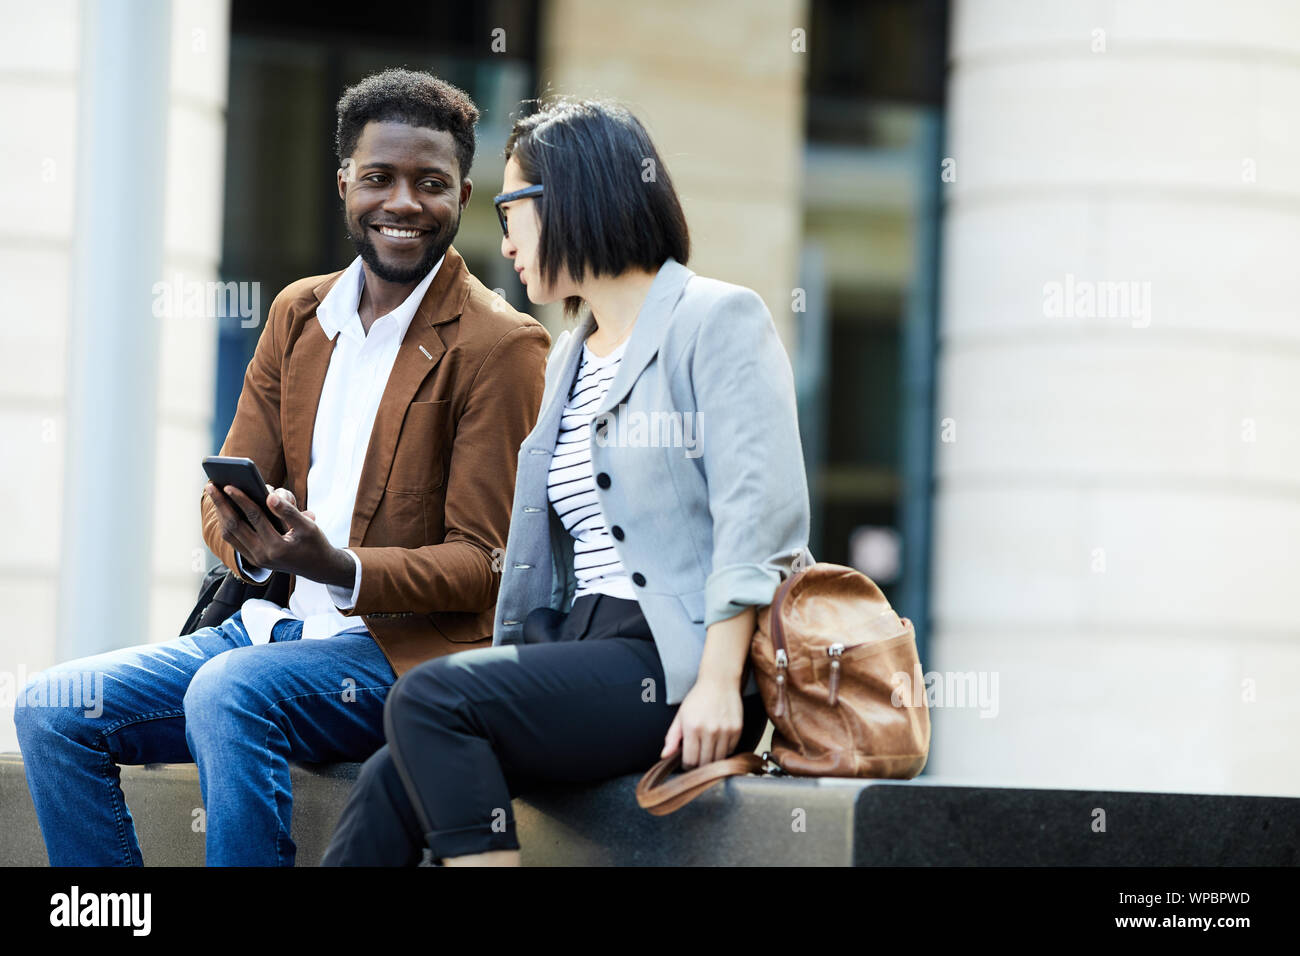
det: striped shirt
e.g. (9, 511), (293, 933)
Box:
(547, 338), (635, 600)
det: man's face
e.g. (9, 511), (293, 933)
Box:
(338, 120), (472, 283)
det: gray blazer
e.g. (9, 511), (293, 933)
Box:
(491, 257), (811, 705)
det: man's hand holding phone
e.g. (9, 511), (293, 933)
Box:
(204, 481), (355, 590)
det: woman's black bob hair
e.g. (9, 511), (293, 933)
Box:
(504, 99), (690, 318)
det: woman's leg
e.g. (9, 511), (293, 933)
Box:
(321, 635), (674, 864)
(320, 744), (426, 866)
(405, 637), (677, 861)
(321, 593), (770, 867)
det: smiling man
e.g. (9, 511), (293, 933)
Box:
(14, 69), (549, 866)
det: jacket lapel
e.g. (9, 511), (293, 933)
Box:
(535, 317), (594, 438)
(348, 246), (470, 546)
(593, 257), (693, 416)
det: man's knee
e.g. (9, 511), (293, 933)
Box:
(12, 674), (49, 744)
(182, 648), (264, 728)
(13, 669), (103, 746)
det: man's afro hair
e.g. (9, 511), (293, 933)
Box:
(335, 68), (479, 179)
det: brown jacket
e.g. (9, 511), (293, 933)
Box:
(200, 246), (550, 676)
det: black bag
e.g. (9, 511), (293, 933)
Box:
(179, 564), (291, 636)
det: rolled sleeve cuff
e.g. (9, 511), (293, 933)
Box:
(704, 562), (784, 628)
(235, 552), (273, 584)
(327, 549), (363, 611)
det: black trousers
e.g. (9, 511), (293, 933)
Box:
(321, 593), (768, 865)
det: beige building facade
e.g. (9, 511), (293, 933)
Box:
(932, 0), (1300, 795)
(537, 0), (808, 346)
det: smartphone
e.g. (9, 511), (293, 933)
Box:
(202, 456), (287, 534)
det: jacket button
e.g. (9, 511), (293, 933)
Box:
(596, 472), (611, 489)
(611, 525), (624, 540)
(632, 572), (646, 587)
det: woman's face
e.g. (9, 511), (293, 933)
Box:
(499, 155), (578, 305)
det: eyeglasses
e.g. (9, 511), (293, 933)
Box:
(492, 184), (544, 237)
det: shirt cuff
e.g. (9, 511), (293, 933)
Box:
(327, 549), (362, 611)
(239, 598), (293, 646)
(235, 552), (273, 584)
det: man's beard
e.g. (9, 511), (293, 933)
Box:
(345, 209), (458, 284)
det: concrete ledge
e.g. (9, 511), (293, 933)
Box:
(2, 753), (1296, 865)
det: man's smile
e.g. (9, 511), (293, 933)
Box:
(370, 222), (433, 244)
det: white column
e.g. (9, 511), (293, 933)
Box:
(147, 1), (230, 642)
(933, 0), (1300, 795)
(0, 0), (82, 749)
(0, 0), (228, 751)
(57, 0), (172, 660)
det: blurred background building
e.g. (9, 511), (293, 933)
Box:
(2, 0), (1296, 801)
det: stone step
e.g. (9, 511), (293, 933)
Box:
(2, 753), (1295, 865)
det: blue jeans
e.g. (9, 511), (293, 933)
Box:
(13, 611), (395, 866)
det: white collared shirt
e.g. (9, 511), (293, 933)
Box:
(237, 254), (444, 645)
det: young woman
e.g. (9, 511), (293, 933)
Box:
(322, 99), (810, 866)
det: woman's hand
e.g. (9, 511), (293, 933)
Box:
(661, 605), (755, 767)
(661, 674), (745, 769)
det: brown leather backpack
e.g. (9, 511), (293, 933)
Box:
(636, 562), (931, 815)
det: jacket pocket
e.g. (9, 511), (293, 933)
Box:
(429, 610), (493, 643)
(677, 587), (707, 624)
(387, 400), (450, 493)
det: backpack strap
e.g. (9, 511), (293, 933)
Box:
(635, 751), (767, 816)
